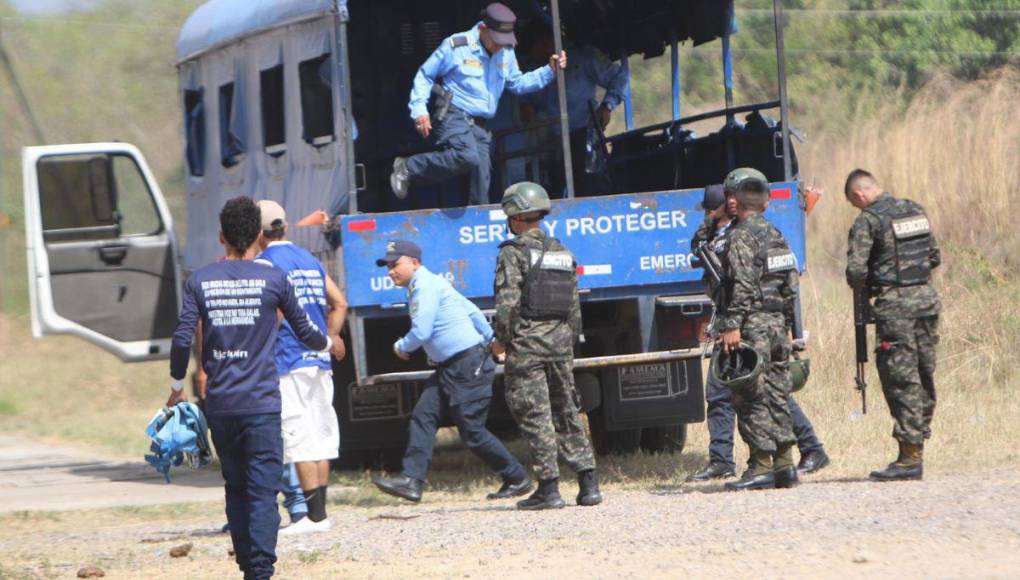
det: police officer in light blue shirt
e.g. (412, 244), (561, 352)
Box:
(389, 2), (567, 205)
(523, 24), (628, 197)
(371, 240), (533, 504)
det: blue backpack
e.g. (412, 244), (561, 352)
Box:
(144, 402), (212, 483)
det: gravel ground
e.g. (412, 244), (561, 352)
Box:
(4, 470), (1019, 578)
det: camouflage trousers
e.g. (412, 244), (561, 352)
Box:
(731, 312), (797, 455)
(504, 358), (596, 481)
(875, 315), (939, 445)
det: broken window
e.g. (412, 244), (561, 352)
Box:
(299, 53), (335, 146)
(260, 65), (286, 156)
(183, 88), (205, 177)
(219, 81), (245, 167)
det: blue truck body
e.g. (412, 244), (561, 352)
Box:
(342, 183), (805, 309)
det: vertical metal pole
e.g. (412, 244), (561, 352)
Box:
(621, 56), (634, 130)
(550, 0), (574, 198)
(773, 0), (793, 180)
(670, 31), (680, 121)
(336, 8), (358, 214)
(722, 29), (734, 125)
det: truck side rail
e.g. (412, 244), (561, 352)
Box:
(355, 347), (705, 386)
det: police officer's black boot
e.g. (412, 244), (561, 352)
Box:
(372, 474), (424, 502)
(517, 478), (566, 510)
(870, 442), (924, 482)
(486, 474), (534, 500)
(576, 469), (603, 506)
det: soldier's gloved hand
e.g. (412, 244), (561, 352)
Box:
(393, 341), (410, 361)
(415, 115), (432, 139)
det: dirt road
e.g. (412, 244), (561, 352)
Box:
(2, 467), (1018, 578)
(0, 436), (224, 512)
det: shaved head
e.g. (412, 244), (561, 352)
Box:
(844, 168), (879, 197)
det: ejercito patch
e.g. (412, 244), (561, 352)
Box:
(767, 251), (797, 272)
(892, 215), (931, 239)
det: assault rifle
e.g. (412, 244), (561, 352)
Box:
(693, 241), (726, 358)
(852, 287), (870, 414)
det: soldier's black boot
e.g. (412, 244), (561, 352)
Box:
(773, 445), (800, 489)
(517, 478), (566, 510)
(576, 469), (603, 506)
(724, 451), (775, 491)
(870, 442), (923, 482)
(372, 474), (424, 502)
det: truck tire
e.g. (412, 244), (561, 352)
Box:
(587, 408), (642, 456)
(640, 424), (687, 454)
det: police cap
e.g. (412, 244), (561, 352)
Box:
(376, 239), (422, 267)
(698, 184), (726, 211)
(482, 3), (517, 46)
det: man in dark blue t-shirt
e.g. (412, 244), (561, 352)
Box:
(166, 196), (330, 580)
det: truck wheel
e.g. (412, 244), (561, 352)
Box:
(587, 408), (642, 456)
(640, 424), (687, 454)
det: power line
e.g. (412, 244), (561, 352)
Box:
(742, 9), (1020, 17)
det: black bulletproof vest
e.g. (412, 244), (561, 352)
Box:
(755, 225), (797, 313)
(504, 235), (575, 320)
(864, 196), (933, 289)
(722, 218), (796, 314)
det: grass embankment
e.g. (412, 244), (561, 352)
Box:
(2, 70), (1020, 495)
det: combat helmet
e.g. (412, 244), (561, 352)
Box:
(790, 356), (810, 393)
(723, 167), (768, 193)
(710, 344), (764, 391)
(501, 181), (551, 217)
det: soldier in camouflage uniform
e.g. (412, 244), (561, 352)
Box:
(688, 177), (829, 482)
(844, 168), (941, 481)
(491, 181), (601, 510)
(714, 169), (801, 491)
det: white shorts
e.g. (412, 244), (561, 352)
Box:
(280, 366), (340, 463)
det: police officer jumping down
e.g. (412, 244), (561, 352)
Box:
(390, 3), (567, 205)
(491, 182), (602, 510)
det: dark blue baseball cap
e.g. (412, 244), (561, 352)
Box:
(376, 239), (422, 266)
(698, 184), (726, 211)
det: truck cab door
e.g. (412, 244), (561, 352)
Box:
(22, 143), (181, 362)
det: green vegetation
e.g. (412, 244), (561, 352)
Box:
(0, 1), (1018, 466)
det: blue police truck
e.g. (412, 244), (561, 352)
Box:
(21, 0), (806, 466)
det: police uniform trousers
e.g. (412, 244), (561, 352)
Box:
(405, 108), (492, 205)
(546, 128), (613, 198)
(401, 345), (526, 483)
(731, 312), (797, 455)
(705, 361), (824, 469)
(504, 357), (596, 481)
(875, 315), (939, 445)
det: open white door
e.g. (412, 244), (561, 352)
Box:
(22, 143), (181, 362)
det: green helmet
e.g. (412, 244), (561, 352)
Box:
(501, 182), (551, 217)
(790, 357), (810, 393)
(710, 344), (764, 391)
(723, 167), (768, 193)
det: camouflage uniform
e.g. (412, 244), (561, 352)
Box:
(717, 213), (798, 455)
(493, 228), (595, 480)
(846, 192), (941, 445)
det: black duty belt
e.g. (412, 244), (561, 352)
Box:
(450, 106), (488, 129)
(438, 343), (486, 367)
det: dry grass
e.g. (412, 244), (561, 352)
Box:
(2, 71), (1020, 492)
